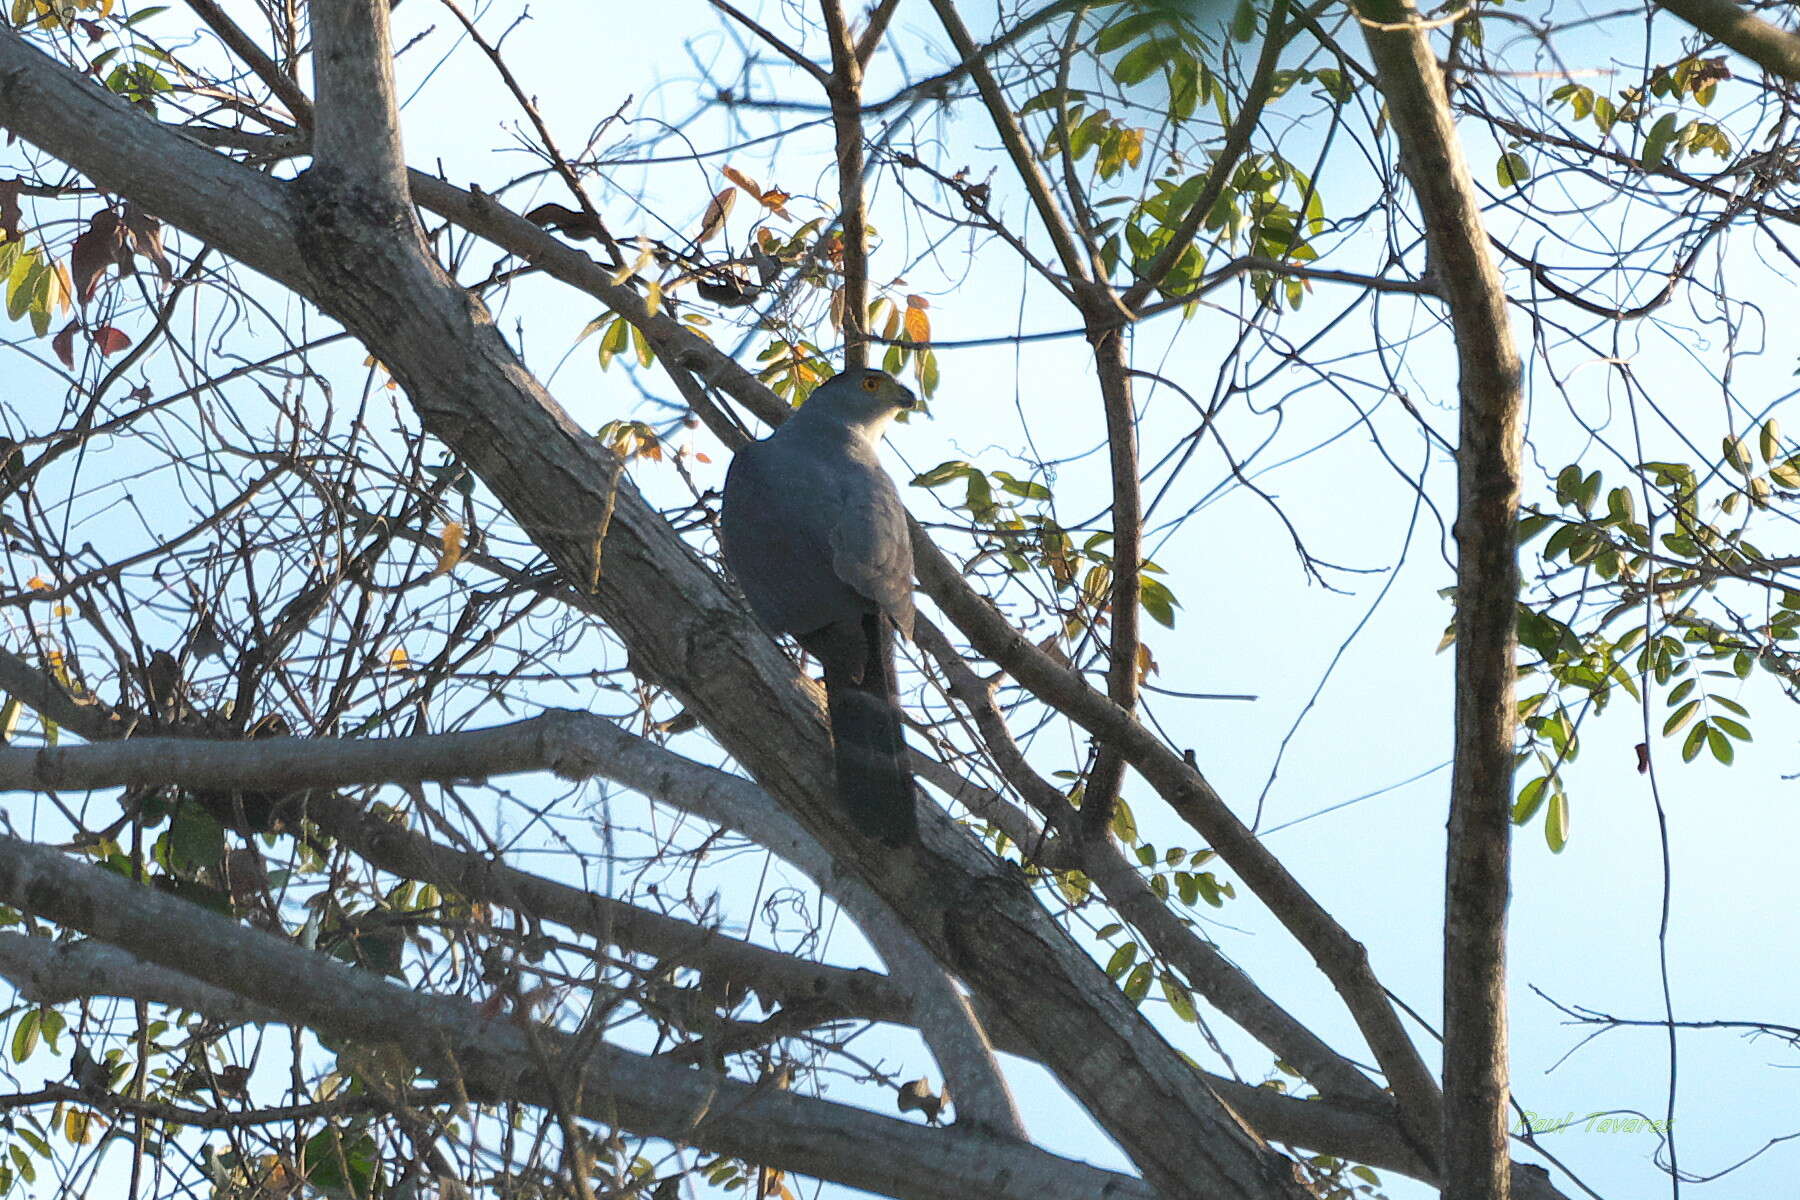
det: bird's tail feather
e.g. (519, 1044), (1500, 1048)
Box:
(823, 614), (919, 845)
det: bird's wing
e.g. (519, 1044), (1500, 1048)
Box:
(720, 436), (868, 639)
(827, 442), (916, 640)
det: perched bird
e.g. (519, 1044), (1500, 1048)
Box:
(720, 367), (921, 845)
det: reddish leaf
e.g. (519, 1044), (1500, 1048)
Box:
(76, 19), (104, 41)
(0, 178), (19, 243)
(70, 209), (126, 304)
(90, 325), (131, 356)
(1634, 742), (1650, 774)
(51, 321), (77, 369)
(127, 384), (151, 401)
(122, 205), (171, 281)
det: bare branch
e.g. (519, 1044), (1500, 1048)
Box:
(0, 836), (1152, 1200)
(185, 0), (314, 127)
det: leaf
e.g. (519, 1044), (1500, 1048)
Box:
(10, 1009), (38, 1063)
(121, 204), (171, 281)
(70, 208), (124, 304)
(1722, 434), (1752, 475)
(90, 325), (130, 355)
(432, 521), (465, 576)
(1122, 961), (1152, 1004)
(1707, 725), (1733, 764)
(720, 165), (761, 198)
(1642, 112), (1677, 169)
(1105, 942), (1137, 980)
(51, 320), (76, 368)
(1139, 575), (1179, 627)
(1160, 973), (1198, 1023)
(1761, 418), (1782, 464)
(1495, 151), (1529, 188)
(1512, 776), (1547, 824)
(911, 460), (973, 488)
(902, 304), (930, 345)
(696, 189), (736, 246)
(1662, 699), (1700, 736)
(168, 802), (224, 871)
(1681, 721), (1707, 763)
(1545, 789), (1569, 852)
(1230, 0), (1257, 42)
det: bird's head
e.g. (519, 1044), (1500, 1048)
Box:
(797, 366), (919, 436)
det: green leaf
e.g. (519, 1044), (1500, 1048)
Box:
(1642, 112), (1678, 169)
(1123, 962), (1152, 1004)
(1707, 725), (1733, 764)
(1105, 942), (1138, 980)
(1230, 0), (1257, 42)
(1712, 716), (1750, 740)
(910, 460), (974, 488)
(1512, 776), (1547, 824)
(1546, 790), (1569, 853)
(1681, 721), (1708, 763)
(1160, 973), (1199, 1023)
(1139, 576), (1179, 627)
(1113, 40), (1165, 88)
(1722, 434), (1752, 475)
(168, 802), (225, 872)
(301, 1126), (379, 1199)
(10, 1009), (38, 1063)
(1496, 151), (1529, 188)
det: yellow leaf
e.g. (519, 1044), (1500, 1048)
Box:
(432, 521), (465, 576)
(644, 278), (662, 319)
(903, 305), (930, 345)
(50, 260), (71, 313)
(386, 647), (410, 670)
(759, 189), (792, 218)
(609, 238), (655, 287)
(26, 575), (50, 592)
(721, 165), (762, 198)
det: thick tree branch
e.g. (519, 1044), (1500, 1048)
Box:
(309, 0), (410, 198)
(0, 932), (281, 1025)
(0, 23), (1362, 1198)
(1655, 0), (1800, 79)
(0, 837), (1151, 1200)
(1355, 2), (1527, 1193)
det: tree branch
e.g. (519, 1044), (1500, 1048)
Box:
(1355, 1), (1527, 1191)
(1655, 0), (1800, 79)
(185, 0), (314, 127)
(308, 0), (410, 199)
(821, 0), (872, 366)
(0, 836), (1151, 1200)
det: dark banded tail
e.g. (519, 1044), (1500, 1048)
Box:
(821, 613), (918, 845)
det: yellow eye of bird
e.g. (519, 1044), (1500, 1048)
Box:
(861, 375), (881, 392)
